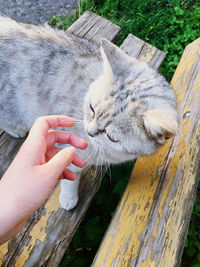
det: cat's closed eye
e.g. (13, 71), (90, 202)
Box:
(89, 104), (95, 116)
(107, 133), (119, 143)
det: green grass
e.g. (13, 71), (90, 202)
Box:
(49, 0), (200, 266)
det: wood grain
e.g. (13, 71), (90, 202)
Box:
(121, 34), (166, 69)
(93, 38), (200, 267)
(0, 12), (121, 267)
(68, 11), (121, 44)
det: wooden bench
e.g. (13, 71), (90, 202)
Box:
(0, 11), (199, 267)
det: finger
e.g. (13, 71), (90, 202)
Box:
(59, 169), (77, 180)
(72, 154), (86, 168)
(46, 130), (88, 150)
(46, 147), (86, 168)
(43, 146), (76, 180)
(29, 115), (76, 139)
(46, 147), (61, 161)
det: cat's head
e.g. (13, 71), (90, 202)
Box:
(83, 38), (178, 164)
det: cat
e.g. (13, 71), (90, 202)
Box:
(0, 16), (178, 210)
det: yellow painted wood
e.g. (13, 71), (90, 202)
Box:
(15, 185), (61, 266)
(93, 39), (200, 267)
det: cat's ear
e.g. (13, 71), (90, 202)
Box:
(100, 38), (130, 77)
(143, 109), (178, 144)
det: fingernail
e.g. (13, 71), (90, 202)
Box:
(84, 141), (88, 148)
(61, 117), (76, 126)
(80, 140), (88, 149)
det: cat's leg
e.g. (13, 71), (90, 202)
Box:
(59, 174), (81, 210)
(1, 123), (29, 138)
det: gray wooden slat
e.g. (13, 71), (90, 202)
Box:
(120, 34), (145, 58)
(0, 133), (24, 177)
(0, 12), (121, 267)
(150, 48), (166, 69)
(68, 11), (121, 43)
(68, 12), (103, 38)
(121, 33), (166, 69)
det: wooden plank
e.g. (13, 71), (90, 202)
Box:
(93, 38), (200, 267)
(121, 34), (166, 69)
(68, 11), (121, 44)
(0, 12), (121, 267)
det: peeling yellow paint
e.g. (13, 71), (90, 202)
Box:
(193, 74), (200, 91)
(151, 117), (191, 246)
(0, 242), (9, 265)
(161, 120), (200, 266)
(15, 184), (61, 266)
(94, 140), (172, 267)
(171, 39), (200, 94)
(140, 251), (156, 267)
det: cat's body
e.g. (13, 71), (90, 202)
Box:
(0, 16), (179, 210)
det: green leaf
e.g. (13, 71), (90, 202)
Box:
(70, 259), (86, 267)
(86, 216), (100, 227)
(185, 237), (188, 248)
(194, 241), (200, 250)
(84, 216), (102, 241)
(113, 180), (126, 195)
(187, 247), (195, 257)
(174, 6), (184, 16)
(72, 229), (81, 250)
(191, 263), (200, 267)
(59, 252), (76, 267)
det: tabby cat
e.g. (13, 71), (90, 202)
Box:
(0, 16), (178, 210)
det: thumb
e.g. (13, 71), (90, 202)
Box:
(44, 146), (76, 179)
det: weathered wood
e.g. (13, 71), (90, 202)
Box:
(0, 12), (121, 267)
(121, 34), (166, 69)
(68, 11), (121, 44)
(93, 38), (200, 267)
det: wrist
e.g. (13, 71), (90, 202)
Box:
(0, 180), (28, 244)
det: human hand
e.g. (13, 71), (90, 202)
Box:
(0, 115), (88, 244)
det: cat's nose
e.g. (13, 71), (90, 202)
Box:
(86, 121), (99, 137)
(87, 129), (95, 137)
(86, 127), (98, 137)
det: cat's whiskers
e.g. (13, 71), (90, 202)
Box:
(82, 147), (101, 181)
(105, 163), (112, 180)
(80, 149), (97, 177)
(93, 147), (102, 180)
(84, 146), (99, 167)
(93, 145), (106, 182)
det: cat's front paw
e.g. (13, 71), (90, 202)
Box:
(12, 124), (28, 138)
(59, 193), (79, 211)
(4, 124), (28, 138)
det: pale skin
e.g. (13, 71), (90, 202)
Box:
(0, 115), (88, 245)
